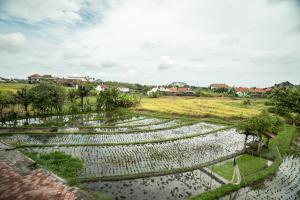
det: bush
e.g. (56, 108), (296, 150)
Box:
(243, 99), (251, 106)
(148, 91), (160, 98)
(97, 88), (139, 111)
(29, 82), (66, 114)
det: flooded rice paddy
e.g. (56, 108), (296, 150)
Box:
(0, 112), (252, 199)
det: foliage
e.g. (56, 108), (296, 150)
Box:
(0, 91), (13, 116)
(25, 151), (83, 185)
(148, 91), (160, 98)
(269, 87), (300, 115)
(29, 82), (66, 114)
(236, 111), (283, 135)
(77, 82), (94, 112)
(14, 87), (31, 116)
(243, 99), (251, 106)
(96, 88), (139, 111)
(67, 89), (80, 113)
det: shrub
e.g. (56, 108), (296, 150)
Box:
(97, 88), (139, 111)
(243, 99), (251, 106)
(148, 91), (160, 98)
(28, 82), (66, 114)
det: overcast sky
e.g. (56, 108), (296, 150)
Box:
(0, 0), (299, 87)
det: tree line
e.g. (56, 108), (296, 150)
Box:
(0, 81), (139, 122)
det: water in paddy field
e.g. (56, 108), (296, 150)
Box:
(85, 169), (221, 200)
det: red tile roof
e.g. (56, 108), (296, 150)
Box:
(234, 87), (249, 92)
(249, 88), (272, 93)
(177, 87), (190, 92)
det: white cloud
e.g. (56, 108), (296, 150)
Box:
(0, 33), (26, 52)
(0, 0), (300, 86)
(0, 0), (82, 24)
(158, 56), (174, 70)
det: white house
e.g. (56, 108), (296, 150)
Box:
(95, 84), (108, 92)
(118, 87), (130, 93)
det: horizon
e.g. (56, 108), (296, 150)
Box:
(1, 0), (300, 87)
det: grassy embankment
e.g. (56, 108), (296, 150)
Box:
(209, 154), (268, 181)
(24, 151), (83, 185)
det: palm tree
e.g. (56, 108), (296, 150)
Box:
(77, 82), (93, 112)
(15, 87), (31, 116)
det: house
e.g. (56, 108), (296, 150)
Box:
(209, 83), (229, 89)
(234, 87), (250, 97)
(28, 74), (59, 84)
(118, 87), (130, 93)
(0, 77), (8, 82)
(95, 84), (108, 92)
(58, 76), (94, 87)
(153, 86), (194, 96)
(234, 87), (272, 97)
(248, 88), (272, 97)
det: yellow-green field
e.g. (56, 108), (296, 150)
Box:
(135, 96), (268, 119)
(0, 83), (32, 93)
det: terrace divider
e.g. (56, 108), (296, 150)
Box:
(189, 145), (283, 200)
(0, 121), (200, 136)
(13, 126), (232, 148)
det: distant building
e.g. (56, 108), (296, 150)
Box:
(234, 87), (272, 97)
(274, 81), (294, 88)
(95, 84), (108, 92)
(0, 77), (7, 82)
(28, 74), (59, 84)
(209, 83), (229, 89)
(234, 87), (250, 97)
(249, 88), (272, 97)
(118, 87), (130, 93)
(28, 74), (95, 86)
(147, 86), (195, 96)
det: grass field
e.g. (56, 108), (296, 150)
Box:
(0, 83), (32, 93)
(135, 96), (268, 120)
(209, 154), (268, 181)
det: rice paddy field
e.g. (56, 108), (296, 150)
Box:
(0, 111), (299, 200)
(136, 96), (268, 119)
(0, 83), (32, 93)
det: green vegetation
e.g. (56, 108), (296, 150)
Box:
(77, 82), (94, 112)
(269, 125), (296, 155)
(24, 151), (83, 185)
(236, 111), (284, 151)
(190, 145), (283, 200)
(269, 87), (300, 125)
(209, 154), (267, 181)
(0, 83), (32, 93)
(0, 82), (140, 122)
(29, 82), (66, 114)
(96, 87), (139, 111)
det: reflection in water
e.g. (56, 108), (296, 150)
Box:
(85, 169), (221, 200)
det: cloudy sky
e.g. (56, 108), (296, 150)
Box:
(0, 0), (299, 87)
